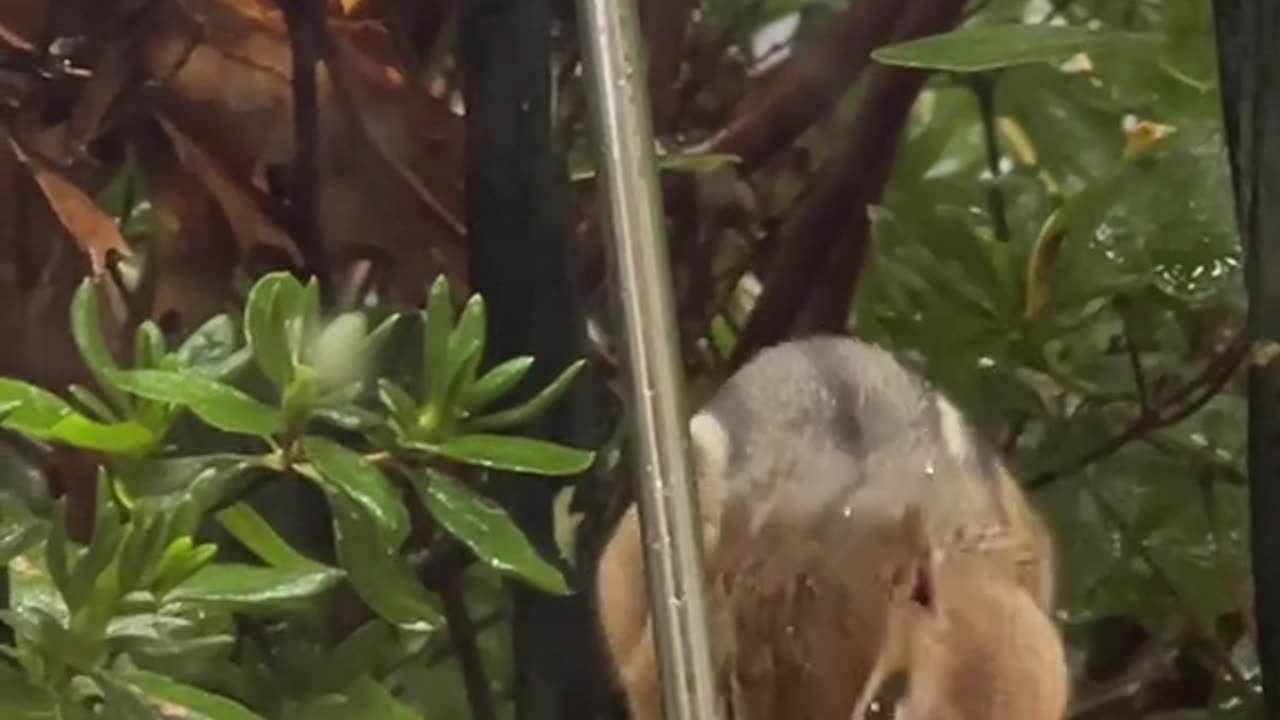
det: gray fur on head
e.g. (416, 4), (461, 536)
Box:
(688, 335), (1006, 539)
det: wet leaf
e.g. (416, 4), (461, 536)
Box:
(873, 25), (1158, 73)
(114, 370), (283, 437)
(301, 436), (409, 547)
(167, 563), (342, 611)
(328, 493), (442, 631)
(0, 514), (47, 567)
(422, 275), (454, 408)
(70, 279), (131, 414)
(465, 359), (586, 431)
(123, 669), (269, 720)
(426, 434), (595, 476)
(244, 272), (305, 390)
(413, 470), (567, 594)
(461, 356), (534, 413)
(176, 314), (249, 381)
(114, 455), (261, 515)
(215, 502), (331, 571)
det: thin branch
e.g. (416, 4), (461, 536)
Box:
(690, 0), (904, 172)
(639, 0), (692, 132)
(1030, 331), (1249, 488)
(441, 578), (498, 720)
(728, 0), (970, 363)
(325, 42), (467, 239)
(970, 72), (1011, 244)
(1124, 327), (1151, 412)
(1085, 483), (1253, 696)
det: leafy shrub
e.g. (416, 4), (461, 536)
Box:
(0, 272), (593, 719)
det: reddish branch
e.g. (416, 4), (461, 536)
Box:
(639, 0), (692, 133)
(695, 0), (903, 172)
(795, 61), (936, 335)
(728, 0), (969, 368)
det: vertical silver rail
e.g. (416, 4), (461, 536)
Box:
(573, 2), (722, 720)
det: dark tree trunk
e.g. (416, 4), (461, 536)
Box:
(460, 2), (623, 719)
(1212, 1), (1280, 715)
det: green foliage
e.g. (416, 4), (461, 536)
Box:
(682, 0), (1248, 714)
(863, 4), (1251, 715)
(0, 273), (593, 718)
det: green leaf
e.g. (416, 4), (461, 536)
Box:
(461, 356), (534, 413)
(70, 279), (130, 414)
(148, 538), (220, 596)
(301, 436), (409, 547)
(133, 321), (167, 371)
(66, 472), (124, 611)
(360, 312), (402, 362)
(116, 514), (171, 595)
(425, 434), (595, 476)
(450, 295), (487, 371)
(45, 501), (72, 602)
(321, 621), (396, 690)
(97, 672), (164, 720)
(657, 151), (741, 175)
(106, 614), (232, 659)
(244, 272), (304, 390)
(167, 563), (343, 611)
(67, 384), (119, 422)
(175, 314), (240, 373)
(432, 295), (487, 424)
(114, 370), (283, 436)
(872, 25), (1159, 73)
(215, 503), (332, 571)
(437, 338), (482, 426)
(0, 379), (75, 435)
(413, 470), (568, 594)
(124, 669), (270, 720)
(303, 676), (422, 720)
(0, 660), (56, 718)
(422, 275), (454, 408)
(377, 379), (419, 433)
(465, 359), (586, 431)
(114, 454), (261, 515)
(0, 514), (47, 567)
(48, 415), (157, 455)
(328, 493), (443, 631)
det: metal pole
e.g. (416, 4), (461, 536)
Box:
(573, 3), (722, 720)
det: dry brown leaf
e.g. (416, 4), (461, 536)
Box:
(8, 138), (130, 275)
(157, 115), (302, 265)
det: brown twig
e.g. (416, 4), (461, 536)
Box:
(639, 0), (692, 132)
(971, 72), (1011, 244)
(441, 577), (498, 720)
(1029, 331), (1249, 488)
(728, 0), (969, 364)
(691, 0), (904, 172)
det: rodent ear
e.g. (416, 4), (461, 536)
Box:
(688, 411), (730, 480)
(894, 505), (939, 614)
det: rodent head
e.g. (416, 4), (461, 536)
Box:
(848, 508), (1068, 720)
(713, 502), (1067, 720)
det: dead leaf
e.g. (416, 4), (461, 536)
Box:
(8, 138), (130, 275)
(157, 115), (302, 264)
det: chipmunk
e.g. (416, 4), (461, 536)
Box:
(595, 336), (1067, 720)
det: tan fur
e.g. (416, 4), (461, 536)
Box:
(595, 336), (1067, 720)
